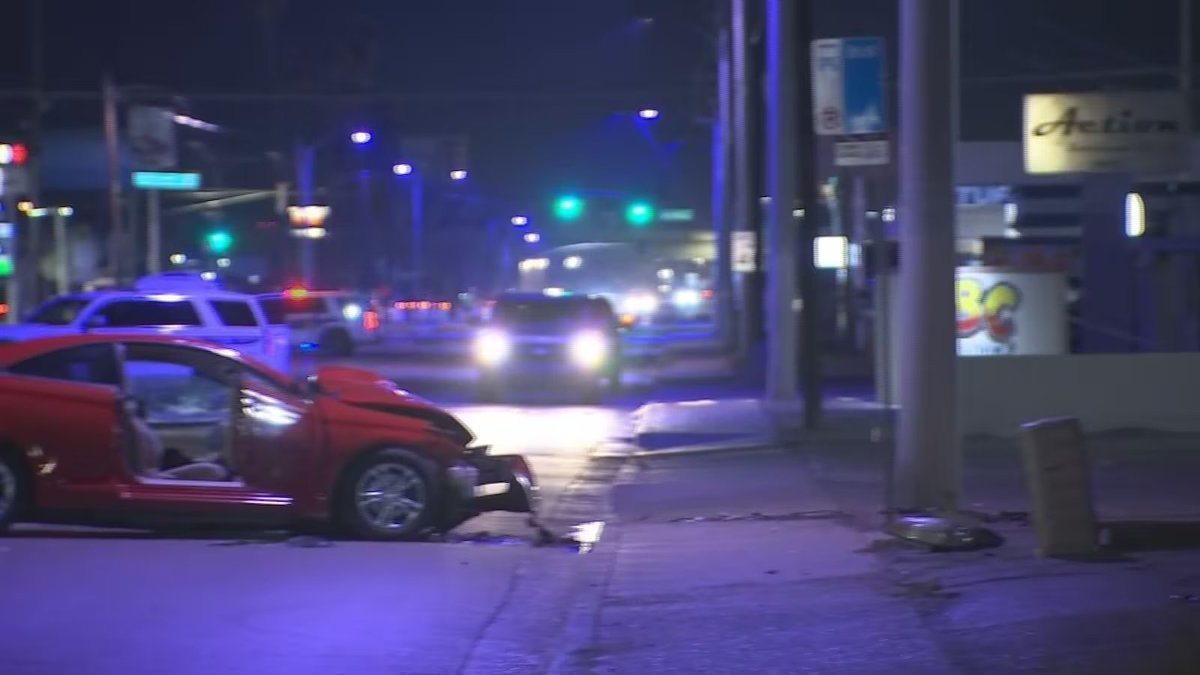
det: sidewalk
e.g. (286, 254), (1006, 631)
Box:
(565, 401), (1200, 674)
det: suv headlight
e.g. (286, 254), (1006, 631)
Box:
(474, 329), (511, 365)
(569, 331), (608, 369)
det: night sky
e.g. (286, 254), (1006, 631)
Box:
(1, 0), (1190, 201)
(0, 0), (1191, 288)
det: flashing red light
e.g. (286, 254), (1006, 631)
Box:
(418, 301), (432, 311)
(437, 301), (451, 311)
(701, 289), (714, 300)
(285, 287), (308, 299)
(0, 303), (8, 316)
(363, 310), (381, 331)
(0, 144), (28, 166)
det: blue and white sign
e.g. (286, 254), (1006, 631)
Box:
(811, 37), (887, 136)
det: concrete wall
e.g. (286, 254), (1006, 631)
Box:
(958, 354), (1200, 436)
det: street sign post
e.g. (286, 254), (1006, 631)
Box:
(732, 231), (756, 272)
(132, 171), (201, 191)
(811, 37), (890, 166)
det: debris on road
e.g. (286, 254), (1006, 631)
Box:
(885, 514), (1005, 552)
(668, 509), (847, 524)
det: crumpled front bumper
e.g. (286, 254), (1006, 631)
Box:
(445, 449), (539, 515)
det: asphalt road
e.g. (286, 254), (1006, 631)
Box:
(0, 347), (652, 675)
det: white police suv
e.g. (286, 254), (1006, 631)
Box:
(0, 273), (290, 373)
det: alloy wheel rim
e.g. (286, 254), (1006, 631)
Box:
(355, 463), (427, 532)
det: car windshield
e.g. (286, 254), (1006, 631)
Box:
(26, 296), (91, 325)
(493, 298), (610, 325)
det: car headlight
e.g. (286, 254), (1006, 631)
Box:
(342, 303), (363, 321)
(672, 289), (701, 308)
(622, 293), (659, 315)
(474, 329), (511, 365)
(569, 331), (608, 369)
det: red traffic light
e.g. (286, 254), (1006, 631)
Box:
(0, 144), (28, 166)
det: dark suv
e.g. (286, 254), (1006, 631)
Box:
(473, 293), (622, 401)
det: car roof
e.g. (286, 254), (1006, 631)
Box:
(0, 334), (274, 371)
(257, 291), (354, 299)
(51, 290), (260, 302)
(495, 292), (607, 305)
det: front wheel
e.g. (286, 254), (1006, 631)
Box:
(335, 449), (438, 541)
(0, 452), (29, 533)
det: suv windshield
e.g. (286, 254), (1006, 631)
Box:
(27, 296), (92, 325)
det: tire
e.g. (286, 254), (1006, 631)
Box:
(335, 449), (439, 541)
(320, 329), (354, 357)
(0, 451), (29, 533)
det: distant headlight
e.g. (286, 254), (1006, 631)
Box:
(569, 331), (608, 369)
(474, 329), (511, 365)
(342, 303), (363, 321)
(672, 289), (701, 308)
(622, 293), (658, 315)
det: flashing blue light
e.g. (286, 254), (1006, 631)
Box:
(299, 342), (320, 352)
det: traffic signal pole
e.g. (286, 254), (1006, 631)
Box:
(893, 0), (960, 512)
(763, 0), (798, 403)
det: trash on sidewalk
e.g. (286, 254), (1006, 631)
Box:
(885, 514), (1004, 552)
(668, 509), (847, 524)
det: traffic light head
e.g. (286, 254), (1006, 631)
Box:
(553, 195), (585, 221)
(205, 230), (233, 254)
(625, 201), (655, 227)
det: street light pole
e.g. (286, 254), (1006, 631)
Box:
(410, 170), (425, 298)
(894, 0), (960, 512)
(730, 0), (757, 366)
(764, 0), (799, 404)
(713, 25), (736, 353)
(102, 73), (123, 281)
(295, 142), (315, 285)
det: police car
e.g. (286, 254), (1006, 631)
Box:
(0, 273), (290, 373)
(256, 289), (382, 357)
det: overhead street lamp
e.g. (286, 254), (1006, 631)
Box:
(449, 169), (468, 181)
(349, 130), (372, 145)
(392, 163), (414, 176)
(511, 215), (529, 226)
(638, 108), (661, 120)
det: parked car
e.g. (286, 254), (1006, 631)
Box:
(0, 335), (537, 540)
(257, 289), (382, 357)
(0, 273), (290, 374)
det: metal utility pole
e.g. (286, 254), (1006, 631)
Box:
(102, 74), (123, 281)
(894, 0), (960, 512)
(409, 171), (425, 298)
(730, 0), (758, 366)
(295, 143), (315, 285)
(146, 190), (162, 275)
(764, 0), (799, 403)
(796, 0), (822, 428)
(713, 26), (736, 353)
(1184, 0), (1194, 96)
(52, 208), (69, 294)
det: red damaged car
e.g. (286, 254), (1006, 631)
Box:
(0, 335), (536, 540)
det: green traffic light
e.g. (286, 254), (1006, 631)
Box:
(625, 201), (655, 227)
(553, 195), (585, 221)
(206, 230), (234, 254)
